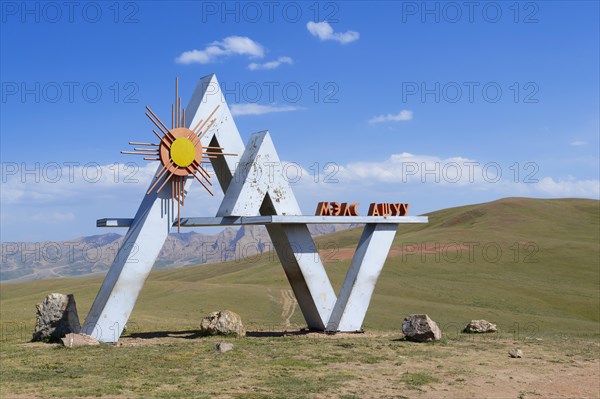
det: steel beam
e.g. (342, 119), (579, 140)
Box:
(97, 215), (428, 227)
(217, 131), (338, 329)
(84, 74), (243, 343)
(326, 223), (399, 332)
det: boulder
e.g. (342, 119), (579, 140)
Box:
(32, 293), (81, 342)
(463, 319), (497, 333)
(509, 348), (523, 358)
(200, 310), (245, 337)
(402, 314), (442, 342)
(61, 333), (100, 348)
(215, 342), (234, 353)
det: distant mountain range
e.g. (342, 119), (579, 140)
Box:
(0, 224), (356, 282)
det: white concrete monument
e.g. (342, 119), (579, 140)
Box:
(86, 74), (428, 343)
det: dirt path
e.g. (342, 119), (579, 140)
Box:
(280, 289), (298, 328)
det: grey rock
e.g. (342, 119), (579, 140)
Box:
(463, 319), (497, 333)
(61, 333), (100, 348)
(215, 342), (234, 353)
(200, 310), (245, 337)
(402, 314), (442, 342)
(32, 293), (81, 342)
(509, 348), (523, 358)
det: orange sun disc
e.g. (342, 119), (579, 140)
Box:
(159, 127), (203, 176)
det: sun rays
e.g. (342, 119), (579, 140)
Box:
(122, 77), (236, 231)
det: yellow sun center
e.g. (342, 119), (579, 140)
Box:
(170, 137), (196, 167)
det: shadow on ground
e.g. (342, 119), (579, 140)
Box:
(125, 329), (330, 339)
(127, 330), (203, 339)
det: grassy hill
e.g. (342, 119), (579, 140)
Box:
(1, 197), (599, 341)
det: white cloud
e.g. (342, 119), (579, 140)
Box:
(230, 103), (302, 116)
(0, 162), (159, 206)
(31, 212), (75, 223)
(175, 36), (265, 65)
(369, 110), (413, 124)
(314, 152), (600, 199)
(570, 140), (588, 146)
(2, 153), (598, 242)
(535, 176), (599, 197)
(0, 161), (220, 241)
(248, 56), (293, 71)
(306, 21), (359, 44)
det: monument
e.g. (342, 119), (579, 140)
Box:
(86, 75), (428, 343)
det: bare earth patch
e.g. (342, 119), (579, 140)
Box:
(319, 243), (473, 263)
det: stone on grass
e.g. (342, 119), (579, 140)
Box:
(402, 314), (442, 342)
(61, 333), (100, 348)
(463, 320), (497, 334)
(509, 348), (523, 358)
(215, 342), (234, 353)
(200, 310), (245, 337)
(32, 293), (81, 342)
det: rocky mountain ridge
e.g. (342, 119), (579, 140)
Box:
(1, 224), (356, 282)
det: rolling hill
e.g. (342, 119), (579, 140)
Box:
(1, 197), (598, 340)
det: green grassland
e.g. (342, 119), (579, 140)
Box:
(2, 197), (598, 338)
(1, 197), (599, 398)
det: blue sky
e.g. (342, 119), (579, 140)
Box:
(1, 1), (599, 241)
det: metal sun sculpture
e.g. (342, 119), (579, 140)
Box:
(122, 77), (235, 231)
